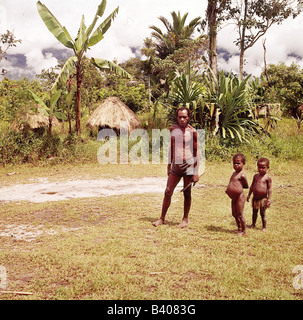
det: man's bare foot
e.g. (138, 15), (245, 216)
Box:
(152, 219), (164, 227)
(262, 228), (266, 232)
(248, 224), (256, 228)
(178, 218), (188, 228)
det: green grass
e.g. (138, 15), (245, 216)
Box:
(0, 160), (302, 300)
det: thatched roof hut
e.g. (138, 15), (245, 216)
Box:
(10, 110), (60, 132)
(86, 96), (142, 132)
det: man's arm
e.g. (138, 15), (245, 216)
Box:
(192, 130), (200, 182)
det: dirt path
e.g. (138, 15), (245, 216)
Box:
(0, 176), (170, 203)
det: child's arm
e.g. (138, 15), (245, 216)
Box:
(247, 175), (255, 201)
(266, 175), (272, 207)
(241, 173), (249, 189)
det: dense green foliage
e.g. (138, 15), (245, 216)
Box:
(1, 116), (302, 167)
(1, 4), (303, 167)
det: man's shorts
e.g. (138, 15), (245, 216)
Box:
(170, 161), (195, 177)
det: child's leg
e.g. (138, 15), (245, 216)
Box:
(250, 208), (258, 228)
(232, 199), (241, 231)
(260, 207), (267, 231)
(236, 193), (246, 235)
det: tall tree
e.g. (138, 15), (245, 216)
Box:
(141, 37), (156, 103)
(231, 0), (302, 79)
(150, 11), (201, 59)
(0, 30), (21, 76)
(37, 0), (131, 135)
(205, 0), (231, 79)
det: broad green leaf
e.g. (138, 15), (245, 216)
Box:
(50, 90), (62, 110)
(86, 0), (107, 38)
(54, 111), (67, 121)
(66, 89), (75, 108)
(91, 58), (132, 79)
(36, 1), (74, 49)
(37, 107), (49, 117)
(75, 15), (87, 53)
(87, 7), (119, 47)
(87, 30), (104, 48)
(96, 0), (107, 17)
(52, 56), (78, 93)
(28, 90), (48, 110)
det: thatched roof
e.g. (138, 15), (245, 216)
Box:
(86, 96), (142, 131)
(10, 109), (60, 131)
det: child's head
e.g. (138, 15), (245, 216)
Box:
(233, 153), (246, 171)
(233, 153), (246, 164)
(257, 157), (269, 175)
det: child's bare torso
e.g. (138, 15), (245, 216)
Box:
(226, 171), (247, 200)
(252, 173), (270, 199)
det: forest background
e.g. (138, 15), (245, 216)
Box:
(0, 0), (303, 166)
(0, 0), (303, 301)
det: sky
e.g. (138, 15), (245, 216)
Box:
(1, 0), (303, 79)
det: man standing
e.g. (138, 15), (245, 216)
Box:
(153, 107), (200, 228)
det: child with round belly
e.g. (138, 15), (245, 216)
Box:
(225, 153), (249, 236)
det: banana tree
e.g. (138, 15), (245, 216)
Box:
(36, 0), (131, 135)
(29, 89), (66, 136)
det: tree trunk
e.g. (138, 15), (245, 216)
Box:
(48, 117), (53, 136)
(239, 50), (245, 80)
(68, 112), (72, 135)
(75, 62), (82, 135)
(262, 39), (269, 82)
(207, 1), (218, 79)
(148, 74), (151, 103)
(239, 0), (248, 80)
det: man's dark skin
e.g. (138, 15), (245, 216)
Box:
(152, 108), (199, 228)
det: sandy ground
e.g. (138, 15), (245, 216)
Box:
(0, 176), (174, 241)
(0, 176), (172, 203)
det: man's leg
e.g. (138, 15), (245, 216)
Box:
(153, 173), (181, 227)
(178, 175), (193, 228)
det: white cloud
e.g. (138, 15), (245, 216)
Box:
(1, 0), (303, 79)
(25, 48), (58, 74)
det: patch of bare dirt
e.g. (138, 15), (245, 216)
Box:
(0, 224), (80, 242)
(0, 176), (168, 203)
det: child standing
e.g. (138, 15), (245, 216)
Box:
(225, 153), (249, 236)
(247, 157), (272, 232)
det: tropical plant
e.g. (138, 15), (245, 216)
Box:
(168, 61), (210, 127)
(29, 89), (66, 136)
(161, 61), (215, 130)
(204, 70), (263, 141)
(150, 11), (201, 59)
(36, 0), (131, 135)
